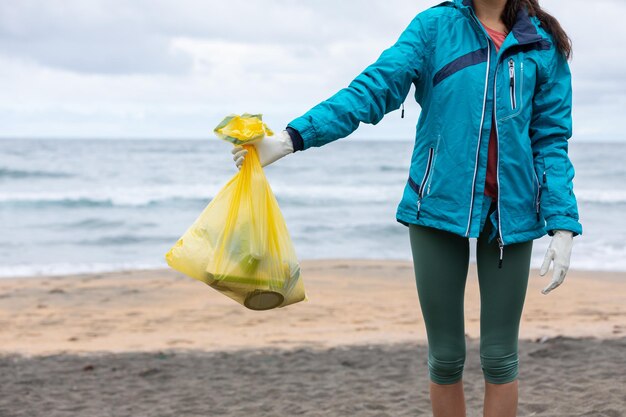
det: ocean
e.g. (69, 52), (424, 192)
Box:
(1, 138), (624, 278)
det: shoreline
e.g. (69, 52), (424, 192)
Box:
(2, 258), (626, 281)
(1, 259), (624, 356)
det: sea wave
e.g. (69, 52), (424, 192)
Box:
(78, 234), (175, 246)
(52, 218), (158, 230)
(0, 185), (218, 208)
(60, 219), (127, 229)
(576, 189), (626, 204)
(379, 165), (406, 172)
(0, 182), (402, 208)
(0, 168), (73, 180)
(2, 184), (622, 208)
(272, 183), (401, 203)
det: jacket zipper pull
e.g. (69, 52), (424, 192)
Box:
(401, 103), (405, 119)
(416, 199), (422, 219)
(497, 236), (504, 268)
(543, 171), (547, 183)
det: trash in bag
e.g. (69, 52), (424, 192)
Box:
(165, 113), (307, 310)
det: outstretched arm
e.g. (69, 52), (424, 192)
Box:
(232, 11), (435, 168)
(287, 12), (435, 151)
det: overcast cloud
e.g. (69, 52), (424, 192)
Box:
(0, 0), (624, 141)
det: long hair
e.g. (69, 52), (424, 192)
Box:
(502, 0), (573, 60)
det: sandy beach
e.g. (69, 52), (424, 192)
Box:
(1, 260), (625, 416)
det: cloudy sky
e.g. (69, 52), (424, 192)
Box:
(1, 0), (624, 141)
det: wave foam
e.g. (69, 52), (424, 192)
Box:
(0, 184), (220, 208)
(0, 262), (166, 279)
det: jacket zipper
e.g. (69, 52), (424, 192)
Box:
(493, 52), (505, 268)
(465, 26), (503, 268)
(508, 59), (516, 110)
(464, 40), (491, 236)
(464, 7), (545, 267)
(416, 147), (435, 219)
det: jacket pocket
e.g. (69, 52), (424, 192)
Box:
(533, 169), (542, 221)
(508, 58), (517, 110)
(419, 147), (435, 198)
(416, 146), (435, 219)
(500, 57), (524, 120)
(533, 154), (549, 220)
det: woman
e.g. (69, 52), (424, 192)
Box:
(233, 0), (583, 415)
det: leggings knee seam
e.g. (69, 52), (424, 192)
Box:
(480, 353), (519, 384)
(428, 355), (465, 385)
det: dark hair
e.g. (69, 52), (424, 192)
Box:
(502, 0), (572, 60)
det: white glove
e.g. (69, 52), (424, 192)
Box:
(539, 229), (574, 295)
(231, 130), (294, 169)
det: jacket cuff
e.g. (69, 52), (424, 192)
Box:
(545, 215), (583, 237)
(285, 127), (304, 152)
(287, 117), (319, 150)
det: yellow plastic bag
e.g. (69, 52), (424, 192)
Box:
(165, 114), (307, 310)
(214, 113), (274, 145)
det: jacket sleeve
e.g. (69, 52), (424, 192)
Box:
(286, 11), (434, 151)
(530, 46), (583, 237)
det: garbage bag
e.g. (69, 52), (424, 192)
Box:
(165, 114), (307, 310)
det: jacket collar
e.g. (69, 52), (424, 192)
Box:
(454, 0), (547, 47)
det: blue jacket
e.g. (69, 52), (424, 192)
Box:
(286, 0), (583, 265)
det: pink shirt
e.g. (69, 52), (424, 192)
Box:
(480, 22), (507, 199)
(484, 25), (507, 51)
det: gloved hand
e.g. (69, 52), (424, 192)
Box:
(539, 229), (574, 295)
(232, 130), (294, 169)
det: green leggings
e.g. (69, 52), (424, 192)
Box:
(409, 199), (533, 385)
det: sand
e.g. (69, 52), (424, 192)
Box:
(1, 260), (625, 416)
(1, 337), (624, 417)
(1, 260), (624, 354)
